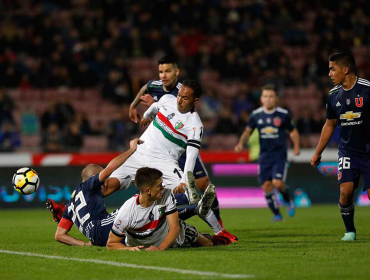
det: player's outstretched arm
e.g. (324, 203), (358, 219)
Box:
(311, 119), (337, 167)
(146, 211), (180, 251)
(290, 128), (300, 155)
(235, 127), (253, 153)
(129, 84), (148, 123)
(55, 225), (92, 246)
(99, 138), (143, 184)
(106, 231), (144, 251)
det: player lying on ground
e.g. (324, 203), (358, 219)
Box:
(311, 52), (370, 241)
(47, 139), (224, 246)
(129, 56), (228, 236)
(49, 138), (142, 246)
(106, 167), (231, 251)
(106, 78), (237, 241)
(235, 84), (300, 222)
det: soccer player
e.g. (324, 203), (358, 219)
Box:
(128, 56), (236, 241)
(106, 167), (231, 251)
(48, 138), (143, 246)
(310, 52), (370, 241)
(106, 79), (236, 240)
(235, 84), (300, 221)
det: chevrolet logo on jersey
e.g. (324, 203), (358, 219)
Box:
(260, 126), (279, 138)
(340, 111), (361, 121)
(261, 126), (278, 134)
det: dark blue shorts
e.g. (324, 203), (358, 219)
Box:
(337, 149), (370, 190)
(94, 209), (125, 246)
(178, 152), (208, 179)
(258, 159), (288, 184)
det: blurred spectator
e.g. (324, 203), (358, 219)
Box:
(213, 106), (238, 135)
(41, 102), (63, 131)
(42, 123), (64, 153)
(21, 107), (38, 135)
(0, 87), (15, 126)
(55, 93), (75, 128)
(0, 122), (21, 152)
(64, 121), (83, 152)
(107, 105), (138, 151)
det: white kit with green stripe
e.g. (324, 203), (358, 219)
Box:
(137, 95), (203, 160)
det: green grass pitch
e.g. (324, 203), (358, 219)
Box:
(1, 205), (370, 280)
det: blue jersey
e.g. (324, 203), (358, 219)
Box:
(146, 80), (182, 101)
(62, 173), (111, 246)
(326, 77), (370, 156)
(248, 107), (295, 162)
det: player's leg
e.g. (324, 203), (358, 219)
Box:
(272, 160), (295, 217)
(46, 199), (66, 223)
(339, 182), (356, 241)
(260, 162), (282, 221)
(338, 151), (360, 241)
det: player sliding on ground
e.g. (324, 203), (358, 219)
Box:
(47, 150), (229, 246)
(235, 84), (300, 221)
(106, 167), (230, 251)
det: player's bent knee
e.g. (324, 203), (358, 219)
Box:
(261, 181), (273, 192)
(195, 176), (210, 192)
(272, 179), (284, 190)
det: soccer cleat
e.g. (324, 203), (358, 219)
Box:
(271, 214), (283, 222)
(211, 235), (232, 245)
(285, 200), (295, 217)
(184, 171), (200, 205)
(46, 199), (66, 223)
(217, 229), (238, 242)
(196, 184), (216, 216)
(341, 232), (356, 241)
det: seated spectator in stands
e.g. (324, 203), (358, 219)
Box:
(296, 109), (315, 148)
(55, 93), (75, 128)
(102, 70), (132, 104)
(42, 123), (64, 153)
(107, 105), (138, 151)
(41, 102), (63, 131)
(213, 106), (238, 135)
(21, 107), (39, 135)
(0, 122), (21, 152)
(75, 112), (92, 135)
(64, 121), (83, 152)
(0, 87), (15, 126)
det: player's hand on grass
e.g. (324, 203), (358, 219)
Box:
(84, 241), (93, 246)
(173, 183), (186, 193)
(129, 246), (144, 251)
(140, 118), (152, 127)
(140, 94), (154, 107)
(310, 153), (322, 167)
(234, 143), (243, 153)
(129, 138), (144, 151)
(129, 106), (140, 123)
(293, 146), (300, 156)
(145, 245), (160, 251)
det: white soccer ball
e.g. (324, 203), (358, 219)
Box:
(12, 167), (40, 195)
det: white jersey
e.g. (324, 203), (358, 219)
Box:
(137, 95), (203, 160)
(112, 188), (185, 247)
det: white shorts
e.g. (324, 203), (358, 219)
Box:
(109, 151), (183, 190)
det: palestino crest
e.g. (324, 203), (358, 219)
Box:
(355, 97), (363, 107)
(273, 117), (281, 127)
(175, 120), (184, 129)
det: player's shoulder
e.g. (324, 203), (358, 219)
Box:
(358, 78), (370, 89)
(148, 79), (163, 86)
(120, 194), (138, 211)
(160, 188), (175, 204)
(251, 107), (264, 116)
(188, 110), (203, 126)
(276, 107), (289, 115)
(160, 94), (176, 103)
(328, 85), (342, 95)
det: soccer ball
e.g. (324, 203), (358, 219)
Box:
(12, 167), (40, 195)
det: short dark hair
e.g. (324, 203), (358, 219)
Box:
(158, 56), (178, 67)
(261, 84), (277, 92)
(135, 167), (163, 191)
(329, 52), (356, 73)
(182, 79), (202, 98)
